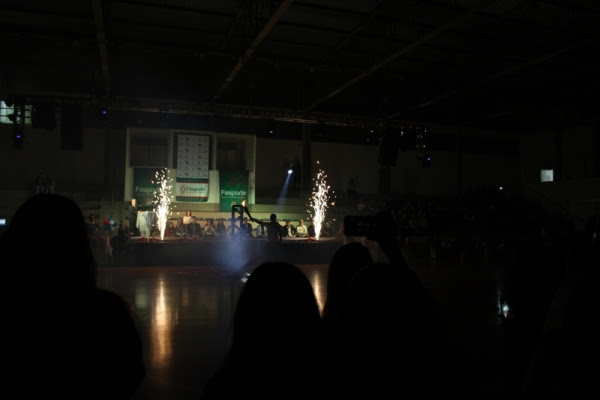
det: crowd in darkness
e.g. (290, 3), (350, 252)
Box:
(86, 184), (569, 266)
(1, 192), (598, 398)
(84, 184), (570, 267)
(332, 185), (559, 254)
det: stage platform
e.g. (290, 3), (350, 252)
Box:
(102, 236), (343, 267)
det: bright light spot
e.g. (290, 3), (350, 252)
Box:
(151, 168), (174, 241)
(308, 165), (330, 241)
(288, 168), (293, 175)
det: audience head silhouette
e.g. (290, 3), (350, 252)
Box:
(230, 261), (321, 356)
(2, 193), (96, 293)
(322, 242), (373, 321)
(336, 262), (449, 397)
(0, 193), (145, 399)
(201, 261), (325, 399)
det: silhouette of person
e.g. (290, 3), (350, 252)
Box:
(201, 261), (326, 399)
(215, 219), (227, 236)
(240, 217), (253, 238)
(164, 221), (177, 237)
(295, 218), (308, 237)
(111, 221), (133, 261)
(321, 242), (374, 325)
(321, 242), (374, 395)
(182, 209), (193, 237)
(86, 213), (99, 239)
(521, 231), (599, 399)
(324, 210), (451, 398)
(128, 198), (140, 236)
(332, 261), (450, 398)
(0, 193), (145, 399)
(34, 169), (46, 194)
(248, 213), (282, 244)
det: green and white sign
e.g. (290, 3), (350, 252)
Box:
(132, 167), (163, 208)
(219, 170), (248, 212)
(175, 133), (210, 202)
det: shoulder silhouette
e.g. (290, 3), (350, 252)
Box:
(0, 193), (145, 399)
(201, 261), (326, 400)
(328, 260), (451, 398)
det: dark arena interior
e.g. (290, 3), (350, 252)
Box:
(1, 1), (600, 399)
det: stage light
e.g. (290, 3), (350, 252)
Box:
(13, 131), (24, 149)
(422, 155), (431, 168)
(278, 166), (293, 200)
(100, 107), (108, 119)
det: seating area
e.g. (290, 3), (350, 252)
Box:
(0, 187), (577, 266)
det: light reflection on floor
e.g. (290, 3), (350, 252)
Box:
(97, 246), (522, 399)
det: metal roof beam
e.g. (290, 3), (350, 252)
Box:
(214, 0), (294, 100)
(303, 2), (489, 112)
(92, 0), (111, 97)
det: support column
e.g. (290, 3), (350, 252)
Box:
(379, 165), (391, 195)
(301, 124), (312, 193)
(554, 130), (563, 180)
(456, 127), (463, 200)
(596, 121), (600, 177)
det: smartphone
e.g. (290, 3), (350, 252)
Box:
(343, 215), (376, 237)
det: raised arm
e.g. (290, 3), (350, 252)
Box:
(243, 206), (254, 222)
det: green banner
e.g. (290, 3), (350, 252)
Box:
(175, 180), (209, 202)
(132, 167), (163, 208)
(219, 170), (249, 212)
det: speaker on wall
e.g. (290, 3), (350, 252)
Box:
(378, 130), (400, 166)
(61, 103), (83, 150)
(31, 102), (57, 130)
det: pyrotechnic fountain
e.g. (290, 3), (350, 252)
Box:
(152, 168), (174, 241)
(308, 161), (330, 240)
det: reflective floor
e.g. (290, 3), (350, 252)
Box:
(97, 243), (531, 399)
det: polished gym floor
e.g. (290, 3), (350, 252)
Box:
(97, 241), (532, 399)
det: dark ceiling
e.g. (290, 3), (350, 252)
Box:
(1, 0), (599, 145)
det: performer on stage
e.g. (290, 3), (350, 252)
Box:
(129, 198), (140, 236)
(248, 212), (283, 244)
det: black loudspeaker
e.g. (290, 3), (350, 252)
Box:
(32, 102), (57, 130)
(61, 103), (83, 150)
(378, 130), (400, 166)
